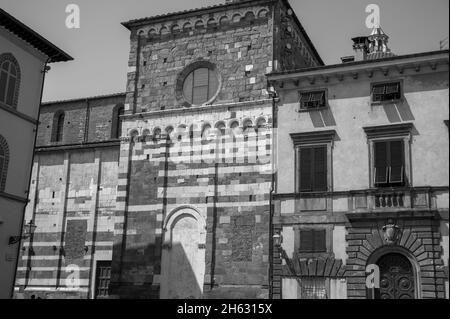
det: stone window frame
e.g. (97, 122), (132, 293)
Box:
(294, 224), (334, 259)
(0, 53), (21, 110)
(363, 123), (414, 189)
(175, 60), (222, 108)
(0, 134), (9, 192)
(291, 130), (336, 194)
(370, 79), (404, 106)
(297, 277), (330, 299)
(298, 88), (329, 113)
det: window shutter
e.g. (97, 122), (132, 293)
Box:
(0, 70), (7, 103)
(389, 140), (404, 183)
(386, 83), (399, 94)
(374, 142), (388, 184)
(300, 148), (313, 191)
(183, 72), (193, 103)
(300, 230), (314, 252)
(372, 84), (385, 102)
(313, 146), (327, 191)
(314, 229), (327, 252)
(6, 75), (16, 106)
(0, 156), (4, 178)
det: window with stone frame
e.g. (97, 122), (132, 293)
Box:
(299, 145), (327, 192)
(292, 131), (335, 194)
(94, 261), (112, 299)
(299, 229), (327, 253)
(364, 123), (413, 189)
(176, 61), (221, 107)
(295, 225), (333, 259)
(299, 90), (327, 110)
(373, 140), (405, 187)
(371, 81), (402, 103)
(182, 67), (219, 105)
(298, 277), (328, 299)
(0, 53), (21, 109)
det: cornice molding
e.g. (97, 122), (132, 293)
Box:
(290, 130), (337, 146)
(363, 123), (414, 139)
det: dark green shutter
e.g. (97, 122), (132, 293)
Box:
(0, 69), (7, 103)
(374, 142), (388, 184)
(313, 146), (327, 191)
(389, 140), (404, 183)
(300, 148), (313, 191)
(314, 230), (327, 252)
(300, 230), (314, 252)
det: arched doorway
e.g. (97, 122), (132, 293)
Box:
(160, 207), (206, 299)
(376, 253), (416, 299)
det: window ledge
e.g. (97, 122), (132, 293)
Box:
(297, 106), (328, 113)
(371, 98), (404, 106)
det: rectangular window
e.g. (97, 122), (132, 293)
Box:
(299, 146), (327, 192)
(94, 261), (112, 299)
(300, 91), (326, 110)
(372, 82), (401, 103)
(374, 140), (405, 187)
(299, 278), (328, 299)
(299, 229), (326, 253)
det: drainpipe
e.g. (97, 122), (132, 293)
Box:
(83, 98), (90, 143)
(268, 85), (278, 299)
(10, 56), (53, 298)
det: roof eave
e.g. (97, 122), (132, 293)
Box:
(121, 0), (275, 31)
(267, 49), (450, 81)
(0, 9), (73, 63)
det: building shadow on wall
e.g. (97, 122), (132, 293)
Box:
(309, 108), (337, 128)
(109, 241), (202, 299)
(382, 99), (415, 123)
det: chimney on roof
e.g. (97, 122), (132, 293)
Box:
(352, 36), (369, 61)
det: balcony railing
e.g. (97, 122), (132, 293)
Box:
(272, 187), (446, 217)
(374, 192), (405, 208)
(349, 187), (436, 213)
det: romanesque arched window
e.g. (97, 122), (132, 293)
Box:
(0, 135), (9, 192)
(0, 53), (21, 108)
(52, 111), (65, 142)
(112, 104), (125, 139)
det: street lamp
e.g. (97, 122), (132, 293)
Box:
(273, 231), (283, 248)
(9, 220), (37, 245)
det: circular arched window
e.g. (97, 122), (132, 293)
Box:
(176, 61), (221, 107)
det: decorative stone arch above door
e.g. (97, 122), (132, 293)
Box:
(345, 217), (445, 299)
(367, 246), (421, 299)
(162, 205), (206, 247)
(160, 206), (207, 299)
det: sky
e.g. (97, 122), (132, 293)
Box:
(1, 0), (448, 102)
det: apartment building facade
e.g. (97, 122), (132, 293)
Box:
(268, 30), (449, 299)
(0, 8), (72, 299)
